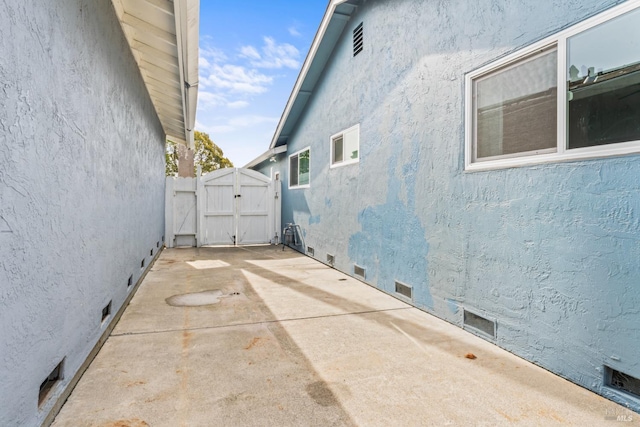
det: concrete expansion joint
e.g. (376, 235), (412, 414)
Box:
(109, 307), (413, 338)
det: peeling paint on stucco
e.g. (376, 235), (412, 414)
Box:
(251, 0), (640, 412)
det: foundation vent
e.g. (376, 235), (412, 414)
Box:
(353, 22), (363, 56)
(150, 248), (154, 256)
(606, 367), (640, 398)
(354, 264), (366, 280)
(141, 258), (145, 269)
(157, 241), (160, 248)
(463, 309), (496, 339)
(307, 246), (315, 256)
(127, 275), (133, 288)
(326, 254), (335, 266)
(395, 281), (413, 300)
(101, 301), (112, 323)
(39, 359), (64, 406)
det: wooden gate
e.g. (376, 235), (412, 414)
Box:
(166, 168), (281, 247)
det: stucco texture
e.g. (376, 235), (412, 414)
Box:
(263, 0), (639, 412)
(0, 0), (166, 425)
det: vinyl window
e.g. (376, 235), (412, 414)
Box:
(289, 147), (310, 188)
(330, 124), (360, 168)
(465, 1), (640, 171)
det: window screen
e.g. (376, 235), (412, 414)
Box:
(474, 47), (558, 161)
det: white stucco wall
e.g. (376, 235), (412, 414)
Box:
(0, 1), (166, 425)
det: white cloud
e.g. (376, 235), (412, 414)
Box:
(227, 100), (250, 109)
(200, 46), (228, 63)
(239, 45), (261, 60)
(201, 64), (273, 94)
(197, 91), (227, 109)
(239, 36), (301, 70)
(288, 26), (301, 37)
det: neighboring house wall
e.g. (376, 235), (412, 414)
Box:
(253, 0), (639, 411)
(0, 1), (166, 425)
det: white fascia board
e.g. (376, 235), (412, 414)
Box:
(244, 145), (288, 169)
(268, 0), (353, 149)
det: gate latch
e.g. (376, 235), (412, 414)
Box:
(234, 194), (242, 198)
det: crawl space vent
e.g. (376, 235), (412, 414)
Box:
(353, 22), (363, 56)
(354, 264), (366, 279)
(326, 253), (335, 266)
(607, 367), (640, 398)
(39, 359), (64, 406)
(307, 246), (315, 256)
(463, 309), (496, 339)
(127, 275), (133, 288)
(395, 281), (413, 300)
(101, 301), (112, 322)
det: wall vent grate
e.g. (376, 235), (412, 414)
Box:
(101, 301), (112, 322)
(353, 22), (363, 56)
(326, 254), (335, 266)
(39, 359), (64, 406)
(354, 264), (365, 279)
(141, 258), (145, 269)
(395, 281), (413, 300)
(157, 241), (160, 248)
(307, 246), (315, 256)
(463, 309), (496, 339)
(607, 367), (640, 398)
(127, 275), (133, 288)
(150, 248), (154, 256)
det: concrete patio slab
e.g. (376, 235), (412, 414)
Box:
(52, 246), (637, 426)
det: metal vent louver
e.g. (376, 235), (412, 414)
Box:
(607, 367), (640, 398)
(463, 309), (496, 339)
(395, 281), (413, 300)
(353, 22), (363, 56)
(326, 254), (335, 266)
(354, 264), (365, 279)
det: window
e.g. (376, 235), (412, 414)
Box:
(466, 2), (640, 170)
(289, 147), (310, 188)
(330, 124), (360, 167)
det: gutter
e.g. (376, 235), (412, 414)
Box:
(244, 145), (288, 169)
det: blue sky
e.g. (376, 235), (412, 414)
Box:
(196, 1), (329, 167)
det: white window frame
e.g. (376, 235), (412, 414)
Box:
(465, 0), (640, 171)
(288, 147), (310, 189)
(330, 124), (360, 168)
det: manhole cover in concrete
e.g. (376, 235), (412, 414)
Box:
(166, 290), (225, 307)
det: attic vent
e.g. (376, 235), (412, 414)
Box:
(354, 264), (365, 279)
(353, 22), (363, 56)
(326, 253), (335, 266)
(463, 309), (496, 339)
(606, 367), (640, 398)
(307, 246), (315, 256)
(395, 281), (413, 300)
(39, 359), (64, 406)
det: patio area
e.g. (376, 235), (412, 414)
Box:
(52, 246), (633, 426)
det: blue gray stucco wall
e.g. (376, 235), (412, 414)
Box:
(0, 1), (166, 425)
(253, 0), (639, 411)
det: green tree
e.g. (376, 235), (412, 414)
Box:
(165, 131), (233, 176)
